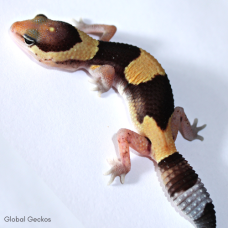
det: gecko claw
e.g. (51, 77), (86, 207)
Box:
(72, 18), (87, 30)
(104, 158), (129, 185)
(90, 87), (102, 97)
(197, 124), (207, 131)
(120, 174), (126, 184)
(107, 174), (116, 186)
(191, 118), (206, 141)
(71, 18), (79, 26)
(196, 135), (204, 141)
(88, 79), (96, 84)
(89, 78), (107, 96)
(91, 87), (98, 91)
(192, 118), (198, 128)
(103, 167), (114, 176)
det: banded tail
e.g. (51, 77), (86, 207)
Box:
(158, 152), (216, 228)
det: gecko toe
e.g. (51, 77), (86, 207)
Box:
(120, 174), (126, 184)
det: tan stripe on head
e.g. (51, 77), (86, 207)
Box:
(31, 29), (99, 62)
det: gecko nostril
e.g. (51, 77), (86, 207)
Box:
(10, 22), (19, 34)
(10, 24), (15, 33)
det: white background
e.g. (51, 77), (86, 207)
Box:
(0, 0), (227, 227)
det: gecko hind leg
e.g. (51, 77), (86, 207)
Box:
(171, 106), (206, 141)
(104, 128), (151, 185)
(72, 18), (117, 41)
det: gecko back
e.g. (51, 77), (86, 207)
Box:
(10, 14), (216, 227)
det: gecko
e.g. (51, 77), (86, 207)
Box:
(10, 14), (216, 227)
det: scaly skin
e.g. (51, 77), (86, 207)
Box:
(10, 14), (216, 227)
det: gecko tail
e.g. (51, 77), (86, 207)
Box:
(157, 152), (216, 228)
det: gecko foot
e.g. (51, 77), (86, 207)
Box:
(72, 18), (87, 29)
(104, 158), (129, 185)
(191, 118), (206, 141)
(89, 78), (109, 96)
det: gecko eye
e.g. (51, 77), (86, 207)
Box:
(23, 35), (36, 46)
(35, 14), (47, 19)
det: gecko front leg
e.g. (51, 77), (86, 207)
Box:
(73, 19), (117, 41)
(104, 129), (151, 185)
(88, 65), (115, 96)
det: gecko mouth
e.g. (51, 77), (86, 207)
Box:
(10, 31), (35, 59)
(10, 23), (41, 64)
(10, 23), (29, 53)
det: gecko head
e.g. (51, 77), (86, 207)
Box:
(10, 14), (83, 69)
(11, 14), (50, 60)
